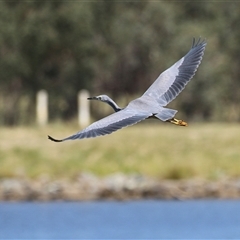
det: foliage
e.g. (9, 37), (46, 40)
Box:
(0, 1), (240, 124)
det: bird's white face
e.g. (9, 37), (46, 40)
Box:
(88, 95), (109, 102)
(95, 95), (109, 102)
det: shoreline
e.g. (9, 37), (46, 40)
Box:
(1, 173), (240, 201)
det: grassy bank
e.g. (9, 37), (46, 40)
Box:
(0, 122), (240, 180)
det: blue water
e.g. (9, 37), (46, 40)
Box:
(0, 200), (240, 239)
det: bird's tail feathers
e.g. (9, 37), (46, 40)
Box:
(154, 108), (178, 121)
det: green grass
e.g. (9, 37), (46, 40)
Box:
(0, 122), (240, 180)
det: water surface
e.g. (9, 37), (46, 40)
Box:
(0, 200), (240, 239)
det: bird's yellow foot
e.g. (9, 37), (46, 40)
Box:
(168, 118), (188, 126)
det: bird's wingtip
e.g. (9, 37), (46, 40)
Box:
(192, 37), (207, 48)
(48, 135), (63, 142)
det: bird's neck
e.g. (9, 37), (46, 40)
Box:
(107, 100), (121, 112)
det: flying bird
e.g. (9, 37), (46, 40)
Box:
(48, 38), (206, 142)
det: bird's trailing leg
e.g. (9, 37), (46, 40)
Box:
(167, 118), (188, 126)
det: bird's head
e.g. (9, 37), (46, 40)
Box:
(87, 94), (110, 103)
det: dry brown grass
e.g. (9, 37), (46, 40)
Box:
(0, 122), (240, 180)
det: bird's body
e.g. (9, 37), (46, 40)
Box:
(48, 38), (206, 142)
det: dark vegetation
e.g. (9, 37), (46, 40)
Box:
(0, 1), (240, 125)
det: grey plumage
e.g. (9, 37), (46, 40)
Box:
(88, 95), (121, 112)
(48, 38), (206, 142)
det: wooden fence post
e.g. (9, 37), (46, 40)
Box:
(78, 90), (90, 127)
(36, 90), (48, 126)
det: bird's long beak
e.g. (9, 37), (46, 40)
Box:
(87, 96), (97, 100)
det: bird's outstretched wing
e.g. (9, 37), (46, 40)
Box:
(143, 38), (207, 106)
(48, 109), (151, 142)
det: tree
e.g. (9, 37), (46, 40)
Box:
(1, 1), (240, 124)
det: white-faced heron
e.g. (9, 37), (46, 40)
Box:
(48, 38), (206, 142)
